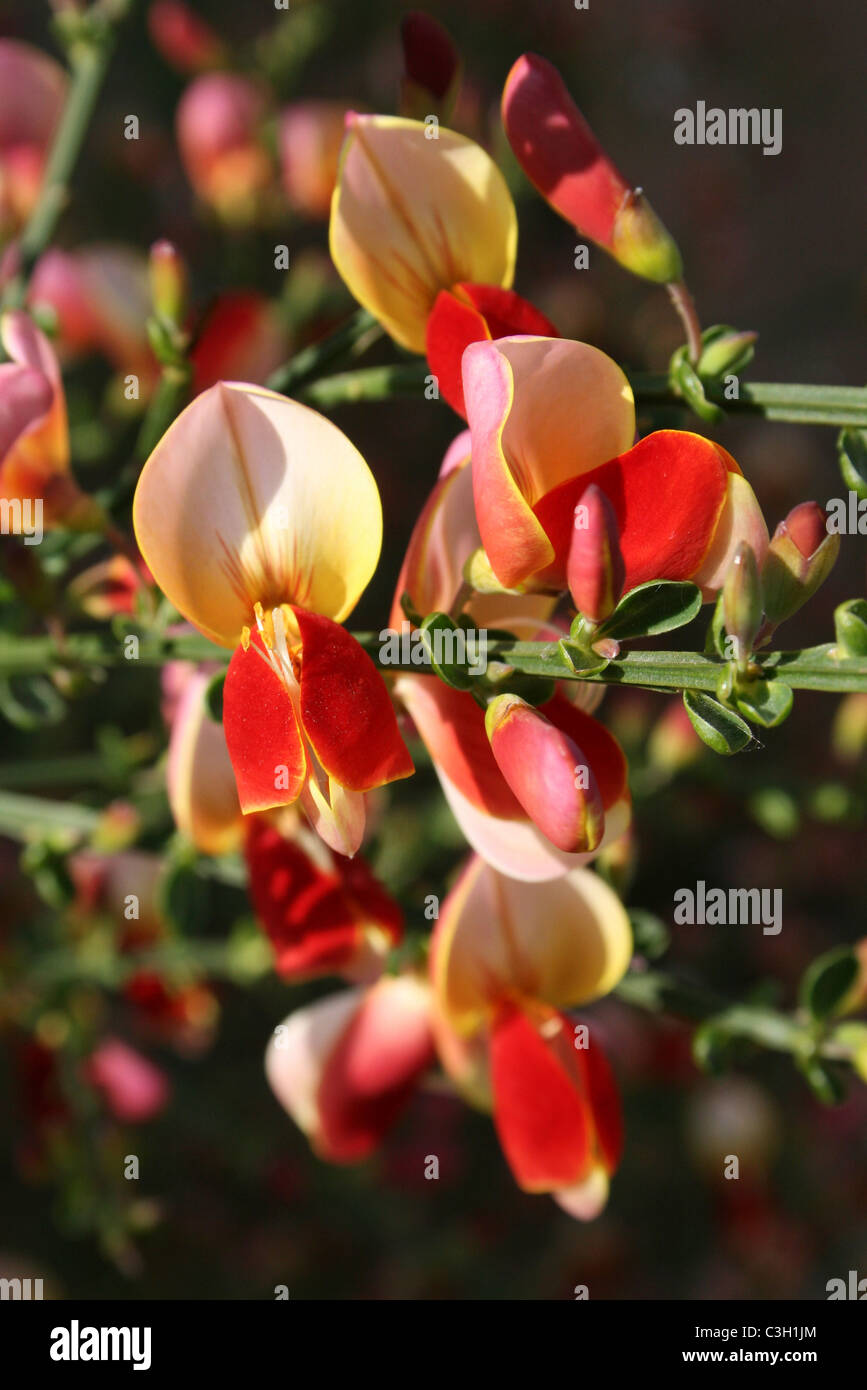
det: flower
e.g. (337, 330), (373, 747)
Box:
(463, 335), (768, 596)
(279, 102), (352, 222)
(392, 435), (630, 879)
(164, 664), (243, 855)
(502, 53), (682, 283)
(83, 1038), (170, 1123)
(265, 973), (435, 1161)
(133, 382), (413, 856)
(431, 855), (631, 1217)
(29, 245), (155, 381)
(0, 40), (67, 240)
(329, 114), (518, 353)
(0, 310), (103, 529)
(176, 73), (274, 222)
(244, 815), (403, 982)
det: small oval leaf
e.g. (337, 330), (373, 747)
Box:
(598, 580), (702, 642)
(683, 689), (752, 755)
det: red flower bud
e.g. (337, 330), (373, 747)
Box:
(567, 483), (625, 622)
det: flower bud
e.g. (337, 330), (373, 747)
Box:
(832, 692), (867, 764)
(761, 501), (839, 627)
(697, 328), (757, 380)
(502, 54), (682, 283)
(176, 73), (272, 223)
(567, 483), (625, 623)
(149, 239), (188, 327)
(399, 11), (460, 123)
(148, 1), (225, 75)
(279, 101), (350, 221)
(723, 541), (763, 665)
(485, 693), (605, 853)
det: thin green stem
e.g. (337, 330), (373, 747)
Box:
(286, 358), (867, 428)
(0, 632), (863, 694)
(266, 308), (382, 395)
(1, 5), (133, 312)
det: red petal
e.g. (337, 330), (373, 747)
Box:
(294, 608), (414, 791)
(426, 284), (558, 418)
(533, 430), (728, 591)
(574, 1026), (624, 1174)
(223, 635), (306, 814)
(490, 1004), (592, 1190)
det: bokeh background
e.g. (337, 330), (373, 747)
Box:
(1, 0), (865, 1299)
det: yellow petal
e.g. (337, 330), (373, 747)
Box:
(133, 382), (382, 646)
(329, 114), (517, 352)
(432, 855), (633, 1034)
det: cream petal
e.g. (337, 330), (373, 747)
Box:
(133, 382), (382, 646)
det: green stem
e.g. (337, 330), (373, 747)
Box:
(266, 308), (382, 395)
(133, 362), (192, 463)
(0, 632), (864, 694)
(288, 358), (867, 428)
(1, 6), (133, 312)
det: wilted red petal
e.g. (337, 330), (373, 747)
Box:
(244, 817), (402, 979)
(426, 283), (558, 417)
(294, 608), (414, 792)
(223, 633), (306, 814)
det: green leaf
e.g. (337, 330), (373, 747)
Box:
(597, 580), (702, 641)
(670, 349), (725, 424)
(628, 909), (670, 961)
(838, 427), (867, 501)
(683, 689), (752, 755)
(799, 947), (859, 1022)
(692, 1020), (732, 1076)
(204, 671), (225, 722)
(734, 678), (793, 728)
(557, 638), (609, 676)
(156, 856), (208, 935)
(418, 612), (475, 690)
(834, 598), (867, 657)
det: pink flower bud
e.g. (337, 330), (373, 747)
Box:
(176, 73), (273, 222)
(502, 53), (682, 283)
(83, 1039), (170, 1123)
(567, 483), (625, 622)
(485, 693), (605, 854)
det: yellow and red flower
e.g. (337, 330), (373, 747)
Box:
(463, 335), (769, 596)
(133, 382), (413, 857)
(431, 855), (632, 1217)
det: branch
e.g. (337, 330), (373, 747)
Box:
(293, 358), (867, 428)
(1, 1), (134, 312)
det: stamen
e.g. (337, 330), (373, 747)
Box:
(240, 625), (251, 652)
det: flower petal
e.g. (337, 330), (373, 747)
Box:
(533, 429), (730, 591)
(464, 337), (635, 589)
(490, 1004), (592, 1190)
(329, 114), (517, 352)
(426, 283), (557, 417)
(133, 383), (382, 646)
(223, 632), (306, 814)
(295, 608), (414, 792)
(431, 855), (633, 1034)
(166, 668), (242, 853)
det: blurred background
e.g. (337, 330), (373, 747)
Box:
(0, 0), (865, 1299)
